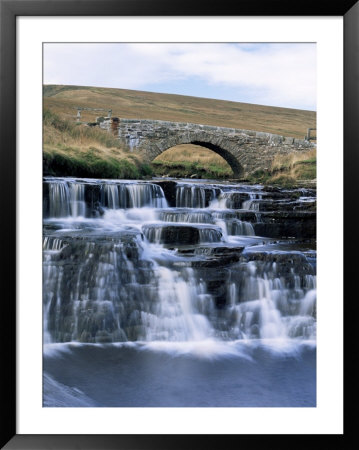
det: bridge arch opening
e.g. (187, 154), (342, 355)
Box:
(152, 143), (243, 178)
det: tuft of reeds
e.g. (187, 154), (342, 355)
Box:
(248, 148), (316, 186)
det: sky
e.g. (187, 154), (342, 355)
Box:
(43, 43), (316, 111)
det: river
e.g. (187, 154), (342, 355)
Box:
(43, 177), (316, 407)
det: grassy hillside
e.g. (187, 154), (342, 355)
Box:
(44, 84), (316, 139)
(43, 109), (152, 179)
(43, 84), (316, 184)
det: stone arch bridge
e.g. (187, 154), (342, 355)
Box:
(116, 118), (315, 177)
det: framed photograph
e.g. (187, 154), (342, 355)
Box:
(1, 0), (357, 448)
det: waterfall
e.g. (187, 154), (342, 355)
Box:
(142, 225), (164, 244)
(141, 267), (214, 341)
(126, 183), (168, 208)
(48, 181), (70, 217)
(226, 260), (316, 340)
(225, 219), (255, 236)
(198, 227), (223, 243)
(43, 236), (66, 251)
(104, 184), (120, 209)
(42, 234), (216, 343)
(103, 182), (168, 209)
(43, 177), (316, 345)
(210, 191), (258, 210)
(157, 210), (214, 224)
(70, 183), (86, 217)
(176, 184), (219, 208)
(44, 178), (167, 217)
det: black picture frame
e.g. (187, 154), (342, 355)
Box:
(1, 0), (357, 448)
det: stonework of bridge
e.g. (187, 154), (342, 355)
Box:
(117, 118), (315, 177)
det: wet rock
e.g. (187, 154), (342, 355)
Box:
(43, 178), (317, 344)
(173, 244), (244, 270)
(222, 192), (251, 209)
(241, 250), (315, 278)
(43, 182), (50, 218)
(205, 188), (222, 206)
(245, 199), (316, 212)
(235, 211), (258, 222)
(95, 330), (113, 343)
(195, 244), (244, 257)
(259, 188), (314, 200)
(153, 180), (177, 206)
(253, 211), (316, 239)
(176, 185), (221, 208)
(183, 266), (228, 307)
(91, 201), (105, 217)
(211, 211), (237, 220)
(158, 209), (214, 224)
(43, 231), (156, 343)
(84, 183), (103, 212)
(143, 224), (223, 245)
(143, 224), (200, 245)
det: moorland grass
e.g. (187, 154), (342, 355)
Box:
(43, 109), (153, 179)
(248, 149), (316, 186)
(43, 86), (316, 185)
(44, 84), (316, 139)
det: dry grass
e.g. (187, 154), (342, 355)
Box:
(270, 148), (317, 172)
(43, 108), (135, 161)
(248, 148), (316, 186)
(153, 144), (233, 178)
(155, 144), (231, 169)
(44, 124), (132, 161)
(43, 109), (152, 179)
(44, 84), (316, 139)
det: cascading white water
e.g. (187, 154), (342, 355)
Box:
(43, 236), (66, 251)
(103, 183), (168, 209)
(209, 190), (260, 210)
(42, 233), (216, 343)
(43, 177), (317, 409)
(45, 179), (168, 217)
(48, 181), (70, 217)
(176, 185), (219, 208)
(70, 183), (86, 217)
(227, 261), (316, 340)
(104, 184), (120, 209)
(141, 266), (214, 341)
(142, 225), (164, 244)
(176, 185), (206, 208)
(43, 177), (316, 346)
(43, 238), (66, 344)
(126, 183), (168, 208)
(157, 210), (214, 224)
(242, 195), (261, 211)
(198, 227), (224, 243)
(225, 219), (255, 236)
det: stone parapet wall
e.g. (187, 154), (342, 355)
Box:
(117, 118), (315, 177)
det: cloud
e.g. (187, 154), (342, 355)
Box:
(43, 43), (316, 110)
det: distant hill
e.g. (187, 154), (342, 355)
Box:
(43, 84), (316, 139)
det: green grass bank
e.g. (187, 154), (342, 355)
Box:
(43, 109), (153, 179)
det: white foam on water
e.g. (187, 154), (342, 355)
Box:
(137, 339), (254, 360)
(43, 178), (316, 354)
(43, 341), (84, 357)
